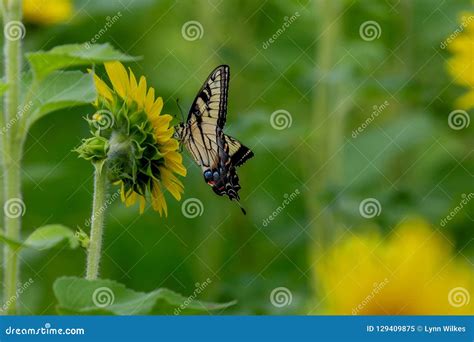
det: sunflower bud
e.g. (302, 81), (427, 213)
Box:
(75, 228), (90, 249)
(75, 136), (108, 162)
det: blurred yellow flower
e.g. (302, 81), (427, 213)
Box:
(312, 219), (474, 314)
(447, 13), (474, 109)
(23, 0), (73, 25)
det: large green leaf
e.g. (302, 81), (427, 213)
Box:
(24, 225), (79, 250)
(53, 277), (236, 315)
(0, 224), (78, 250)
(27, 71), (96, 126)
(26, 43), (137, 79)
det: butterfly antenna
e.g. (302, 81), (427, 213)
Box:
(175, 99), (185, 122)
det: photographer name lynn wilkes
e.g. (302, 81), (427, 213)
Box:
(422, 325), (466, 334)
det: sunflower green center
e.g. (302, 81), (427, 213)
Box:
(77, 95), (166, 198)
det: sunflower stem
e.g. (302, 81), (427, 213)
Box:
(307, 0), (346, 248)
(2, 0), (23, 315)
(86, 164), (108, 280)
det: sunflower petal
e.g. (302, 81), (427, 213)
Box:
(165, 152), (187, 177)
(128, 67), (138, 102)
(91, 73), (114, 103)
(153, 114), (173, 131)
(150, 97), (164, 117)
(145, 87), (155, 114)
(139, 195), (146, 214)
(105, 61), (129, 100)
(162, 139), (180, 152)
(151, 181), (168, 217)
(160, 167), (184, 201)
(124, 190), (137, 207)
(137, 76), (147, 108)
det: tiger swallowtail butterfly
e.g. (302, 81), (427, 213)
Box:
(174, 65), (254, 214)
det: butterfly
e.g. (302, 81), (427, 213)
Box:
(174, 65), (254, 214)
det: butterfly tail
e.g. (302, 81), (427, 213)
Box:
(237, 201), (247, 215)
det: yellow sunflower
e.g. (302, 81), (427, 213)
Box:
(23, 0), (73, 25)
(312, 218), (474, 314)
(78, 61), (186, 216)
(447, 13), (474, 109)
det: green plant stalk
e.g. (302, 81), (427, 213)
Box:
(2, 0), (23, 315)
(307, 0), (346, 248)
(85, 164), (108, 280)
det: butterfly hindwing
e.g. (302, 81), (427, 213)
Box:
(224, 134), (254, 167)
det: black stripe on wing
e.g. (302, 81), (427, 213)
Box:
(224, 134), (254, 167)
(189, 65), (229, 130)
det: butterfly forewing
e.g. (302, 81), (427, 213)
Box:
(188, 65), (229, 130)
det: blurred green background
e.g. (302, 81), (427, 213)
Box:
(10, 0), (474, 314)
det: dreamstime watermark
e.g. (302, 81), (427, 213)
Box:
(181, 198), (204, 218)
(0, 101), (33, 136)
(173, 278), (213, 315)
(262, 189), (300, 227)
(3, 197), (26, 219)
(92, 287), (115, 308)
(270, 287), (292, 308)
(440, 15), (474, 49)
(262, 11), (300, 49)
(5, 323), (85, 336)
(92, 109), (115, 130)
(84, 12), (123, 49)
(1, 278), (34, 312)
(440, 193), (473, 227)
(352, 278), (389, 315)
(359, 21), (381, 41)
(448, 109), (470, 130)
(181, 21), (204, 41)
(4, 21), (26, 41)
(270, 109), (292, 130)
(448, 287), (470, 308)
(352, 100), (389, 138)
(359, 198), (382, 218)
(84, 189), (120, 227)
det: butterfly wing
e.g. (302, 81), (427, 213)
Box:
(182, 65), (229, 171)
(224, 134), (254, 167)
(180, 65), (253, 213)
(187, 64), (228, 130)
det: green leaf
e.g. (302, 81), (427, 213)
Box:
(28, 71), (96, 126)
(24, 225), (79, 250)
(53, 277), (236, 315)
(26, 43), (137, 79)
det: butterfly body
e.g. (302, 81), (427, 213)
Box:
(175, 65), (254, 213)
